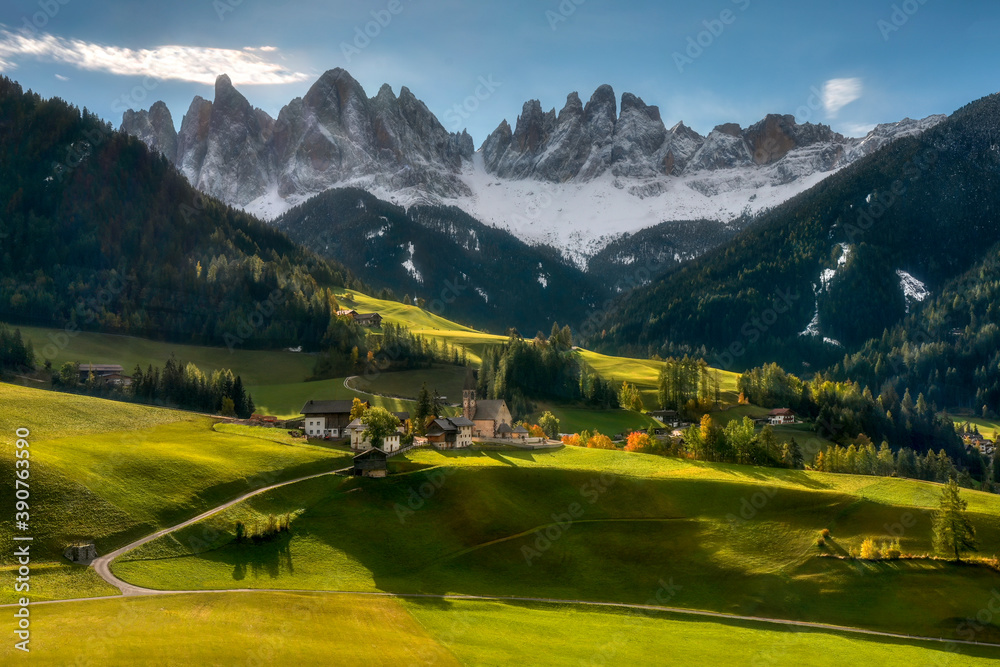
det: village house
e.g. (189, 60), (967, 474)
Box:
(346, 418), (401, 453)
(301, 399), (369, 438)
(78, 364), (131, 386)
(768, 408), (796, 426)
(352, 448), (388, 478)
(426, 416), (475, 448)
(462, 373), (514, 438)
(336, 309), (383, 328)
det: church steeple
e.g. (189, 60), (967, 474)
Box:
(463, 369), (477, 421)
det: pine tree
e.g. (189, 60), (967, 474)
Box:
(932, 479), (978, 562)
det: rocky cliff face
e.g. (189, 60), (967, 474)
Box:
(123, 70), (946, 262)
(481, 87), (872, 185)
(124, 69), (474, 213)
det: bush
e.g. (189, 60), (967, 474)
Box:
(882, 539), (901, 560)
(817, 537), (826, 548)
(860, 537), (881, 560)
(821, 528), (831, 538)
(587, 433), (616, 450)
(562, 434), (583, 447)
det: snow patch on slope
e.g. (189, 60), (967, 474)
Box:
(897, 269), (929, 313)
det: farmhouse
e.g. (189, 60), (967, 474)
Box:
(346, 418), (401, 453)
(78, 364), (131, 386)
(352, 448), (388, 478)
(462, 373), (514, 438)
(426, 416), (475, 448)
(336, 309), (383, 327)
(769, 408), (796, 425)
(354, 313), (383, 328)
(301, 399), (369, 438)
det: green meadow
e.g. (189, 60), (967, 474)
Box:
(3, 593), (996, 666)
(0, 384), (350, 603)
(111, 445), (1000, 642)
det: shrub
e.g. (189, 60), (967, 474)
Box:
(882, 539), (901, 560)
(860, 538), (881, 560)
(625, 432), (654, 453)
(235, 521), (246, 544)
(817, 537), (826, 548)
(821, 528), (831, 539)
(562, 434), (583, 447)
(587, 433), (615, 450)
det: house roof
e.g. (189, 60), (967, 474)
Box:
(449, 416), (475, 427)
(354, 447), (388, 460)
(473, 400), (508, 421)
(393, 412), (411, 421)
(79, 364), (124, 373)
(355, 313), (382, 322)
(512, 425), (529, 434)
(769, 408), (795, 416)
(497, 422), (513, 435)
(301, 400), (359, 415)
(347, 418), (364, 429)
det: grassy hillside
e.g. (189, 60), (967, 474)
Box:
(4, 593), (995, 665)
(0, 384), (349, 602)
(17, 326), (316, 387)
(112, 446), (1000, 641)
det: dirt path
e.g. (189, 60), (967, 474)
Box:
(90, 469), (341, 596)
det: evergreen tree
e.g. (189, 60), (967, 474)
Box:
(932, 479), (978, 561)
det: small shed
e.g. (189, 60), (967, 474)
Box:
(353, 448), (389, 478)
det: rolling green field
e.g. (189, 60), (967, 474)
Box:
(529, 402), (660, 434)
(17, 325), (317, 387)
(111, 446), (1000, 642)
(3, 593), (995, 666)
(348, 364), (471, 403)
(577, 348), (741, 406)
(0, 384), (350, 603)
(952, 415), (1000, 440)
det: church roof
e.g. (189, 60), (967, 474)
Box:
(473, 400), (508, 421)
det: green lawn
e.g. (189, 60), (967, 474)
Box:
(4, 592), (996, 666)
(529, 402), (660, 435)
(952, 415), (1000, 440)
(0, 383), (350, 603)
(112, 446), (1000, 641)
(577, 348), (741, 406)
(250, 376), (462, 419)
(0, 593), (459, 665)
(406, 599), (1000, 666)
(349, 364), (471, 403)
(17, 325), (317, 387)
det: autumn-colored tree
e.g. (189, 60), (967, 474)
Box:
(587, 433), (615, 450)
(625, 432), (653, 453)
(562, 434), (583, 447)
(528, 424), (546, 438)
(350, 397), (367, 420)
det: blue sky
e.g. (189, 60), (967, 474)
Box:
(1, 0), (998, 144)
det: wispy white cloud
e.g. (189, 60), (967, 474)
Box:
(55, 73), (69, 81)
(0, 30), (308, 85)
(822, 78), (863, 118)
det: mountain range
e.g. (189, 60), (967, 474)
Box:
(121, 69), (946, 263)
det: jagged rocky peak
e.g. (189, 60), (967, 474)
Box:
(120, 67), (475, 212)
(121, 100), (178, 164)
(743, 114), (842, 165)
